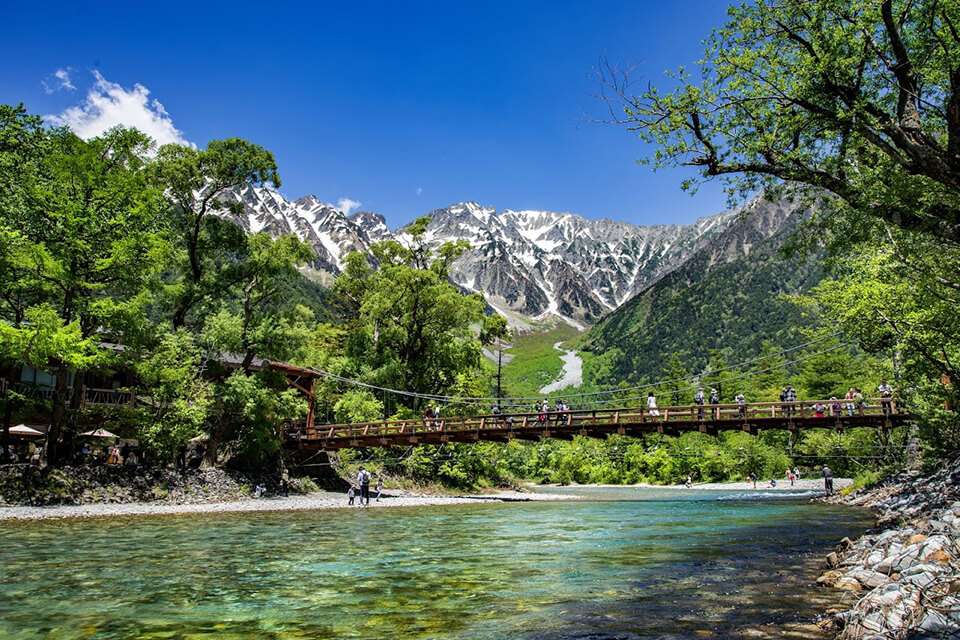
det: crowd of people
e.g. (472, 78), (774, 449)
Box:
(407, 379), (898, 436)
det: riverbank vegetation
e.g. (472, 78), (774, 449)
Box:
(597, 0), (960, 462)
(0, 105), (505, 470)
(3, 0), (959, 486)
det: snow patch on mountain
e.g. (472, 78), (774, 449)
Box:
(212, 188), (741, 327)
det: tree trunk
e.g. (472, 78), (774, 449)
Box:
(0, 365), (18, 464)
(46, 363), (70, 466)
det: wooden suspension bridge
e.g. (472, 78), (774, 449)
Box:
(284, 398), (910, 451)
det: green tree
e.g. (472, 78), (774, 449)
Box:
(661, 352), (690, 405)
(807, 230), (959, 454)
(152, 139), (280, 329)
(600, 0), (960, 244)
(135, 330), (212, 461)
(2, 126), (167, 464)
(742, 341), (789, 402)
(333, 216), (504, 407)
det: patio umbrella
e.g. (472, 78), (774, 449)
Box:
(80, 428), (118, 439)
(9, 424), (44, 436)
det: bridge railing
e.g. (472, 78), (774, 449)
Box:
(1, 380), (137, 408)
(284, 397), (902, 442)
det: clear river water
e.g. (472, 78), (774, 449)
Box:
(0, 487), (873, 639)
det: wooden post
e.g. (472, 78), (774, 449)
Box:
(306, 377), (315, 430)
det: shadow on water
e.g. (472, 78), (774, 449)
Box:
(0, 489), (872, 640)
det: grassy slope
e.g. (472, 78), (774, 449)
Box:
(499, 322), (582, 401)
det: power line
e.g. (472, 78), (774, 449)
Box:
(308, 331), (846, 405)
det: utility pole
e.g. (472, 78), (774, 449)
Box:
(496, 336), (503, 405)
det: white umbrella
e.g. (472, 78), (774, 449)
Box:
(80, 428), (118, 439)
(9, 424), (44, 436)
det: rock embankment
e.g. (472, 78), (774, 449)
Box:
(817, 458), (960, 639)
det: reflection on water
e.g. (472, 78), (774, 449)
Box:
(0, 488), (872, 639)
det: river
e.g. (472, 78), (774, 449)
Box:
(0, 487), (871, 639)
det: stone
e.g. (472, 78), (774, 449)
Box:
(835, 576), (863, 592)
(908, 533), (928, 545)
(817, 570), (845, 587)
(826, 551), (840, 568)
(910, 609), (960, 640)
(925, 548), (952, 564)
(849, 568), (891, 589)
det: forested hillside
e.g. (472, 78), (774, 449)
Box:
(581, 196), (821, 386)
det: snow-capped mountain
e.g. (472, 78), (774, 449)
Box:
(213, 186), (740, 325)
(402, 202), (737, 324)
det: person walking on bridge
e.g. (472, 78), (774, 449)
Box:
(709, 389), (720, 420)
(694, 388), (705, 420)
(646, 392), (659, 418)
(878, 379), (894, 416)
(783, 384), (797, 417)
(735, 393), (746, 418)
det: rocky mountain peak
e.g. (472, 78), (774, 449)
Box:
(213, 189), (750, 327)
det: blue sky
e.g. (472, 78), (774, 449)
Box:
(1, 1), (734, 228)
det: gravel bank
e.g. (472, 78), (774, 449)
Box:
(0, 488), (572, 521)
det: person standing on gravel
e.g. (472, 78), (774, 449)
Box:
(821, 465), (834, 495)
(358, 466), (372, 506)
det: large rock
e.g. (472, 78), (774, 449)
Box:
(836, 576), (864, 592)
(849, 568), (892, 589)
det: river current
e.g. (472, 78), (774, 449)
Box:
(0, 487), (872, 639)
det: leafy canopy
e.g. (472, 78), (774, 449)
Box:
(600, 0), (960, 244)
(332, 216), (507, 405)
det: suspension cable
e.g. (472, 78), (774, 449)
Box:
(308, 331), (846, 405)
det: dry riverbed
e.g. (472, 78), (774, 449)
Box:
(0, 488), (574, 521)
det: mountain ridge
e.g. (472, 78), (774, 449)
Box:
(581, 196), (821, 384)
(214, 186), (745, 326)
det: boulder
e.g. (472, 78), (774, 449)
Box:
(909, 608), (960, 640)
(835, 576), (864, 592)
(849, 568), (891, 589)
(817, 570), (846, 587)
(900, 564), (949, 589)
(925, 548), (952, 564)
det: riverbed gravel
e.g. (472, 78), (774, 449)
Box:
(0, 488), (573, 521)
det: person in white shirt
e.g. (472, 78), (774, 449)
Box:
(646, 392), (659, 417)
(878, 380), (894, 416)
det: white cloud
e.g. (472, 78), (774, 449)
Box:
(336, 197), (361, 215)
(42, 67), (75, 94)
(416, 186), (423, 196)
(47, 71), (192, 147)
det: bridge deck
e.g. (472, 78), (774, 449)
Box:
(285, 399), (909, 451)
